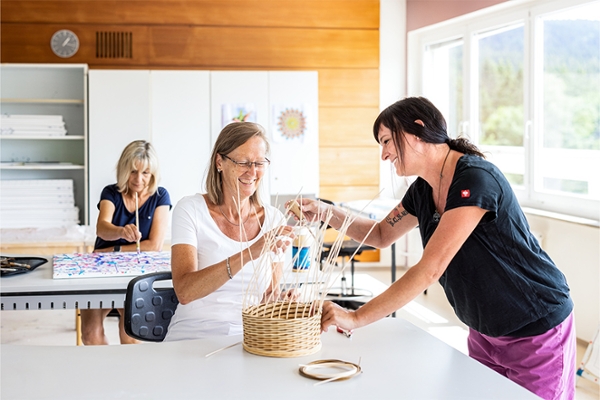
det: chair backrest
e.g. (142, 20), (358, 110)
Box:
(124, 271), (178, 342)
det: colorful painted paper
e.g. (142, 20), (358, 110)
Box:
(53, 251), (171, 279)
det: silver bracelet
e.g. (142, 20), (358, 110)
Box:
(226, 257), (233, 279)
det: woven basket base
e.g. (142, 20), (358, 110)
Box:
(242, 302), (321, 358)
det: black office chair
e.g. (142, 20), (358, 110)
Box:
(124, 271), (178, 342)
(318, 199), (376, 309)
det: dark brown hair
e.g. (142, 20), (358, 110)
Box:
(373, 97), (484, 169)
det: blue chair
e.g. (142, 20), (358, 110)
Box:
(124, 272), (178, 342)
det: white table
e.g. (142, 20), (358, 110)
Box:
(0, 317), (538, 400)
(0, 257), (324, 311)
(1, 257), (134, 311)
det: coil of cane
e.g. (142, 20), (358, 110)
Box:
(299, 359), (362, 383)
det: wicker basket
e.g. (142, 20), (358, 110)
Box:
(242, 302), (321, 358)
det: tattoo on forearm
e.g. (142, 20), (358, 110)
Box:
(386, 207), (408, 227)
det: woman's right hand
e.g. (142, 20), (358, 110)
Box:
(286, 199), (330, 223)
(320, 300), (359, 333)
(120, 223), (141, 243)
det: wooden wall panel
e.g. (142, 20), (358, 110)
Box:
(148, 26), (378, 68)
(319, 186), (383, 203)
(1, 1), (379, 29)
(1, 0), (382, 208)
(320, 107), (380, 147)
(0, 24), (150, 65)
(320, 147), (380, 186)
(319, 69), (380, 107)
(1, 24), (377, 69)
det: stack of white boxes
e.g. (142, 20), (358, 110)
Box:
(0, 179), (79, 228)
(0, 115), (67, 137)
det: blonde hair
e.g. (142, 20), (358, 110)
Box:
(206, 122), (270, 206)
(116, 140), (160, 195)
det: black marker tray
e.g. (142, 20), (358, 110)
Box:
(1, 256), (48, 277)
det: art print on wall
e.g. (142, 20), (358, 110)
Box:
(221, 103), (257, 128)
(272, 105), (309, 144)
(53, 251), (171, 279)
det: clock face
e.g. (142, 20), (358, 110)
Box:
(50, 30), (80, 58)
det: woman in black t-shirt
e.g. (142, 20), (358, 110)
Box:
(292, 97), (576, 400)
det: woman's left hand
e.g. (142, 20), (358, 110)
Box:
(279, 288), (300, 301)
(268, 225), (295, 254)
(261, 288), (300, 304)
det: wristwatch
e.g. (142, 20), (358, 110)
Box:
(113, 244), (121, 252)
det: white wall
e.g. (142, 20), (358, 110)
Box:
(379, 0), (407, 199)
(525, 214), (600, 341)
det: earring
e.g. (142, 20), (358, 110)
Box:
(217, 169), (222, 173)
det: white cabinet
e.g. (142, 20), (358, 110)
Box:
(89, 70), (318, 228)
(88, 70), (210, 228)
(268, 71), (319, 197)
(210, 71), (270, 201)
(0, 63), (89, 225)
(151, 71), (211, 213)
(210, 71), (319, 199)
(88, 70), (151, 226)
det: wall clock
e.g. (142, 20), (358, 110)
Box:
(50, 29), (80, 58)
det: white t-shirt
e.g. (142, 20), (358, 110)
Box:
(164, 194), (285, 341)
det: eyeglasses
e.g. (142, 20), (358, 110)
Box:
(221, 154), (271, 171)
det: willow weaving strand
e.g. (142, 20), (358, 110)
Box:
(231, 191), (375, 357)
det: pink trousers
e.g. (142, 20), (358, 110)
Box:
(467, 312), (576, 400)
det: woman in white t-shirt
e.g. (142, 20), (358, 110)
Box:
(165, 122), (294, 341)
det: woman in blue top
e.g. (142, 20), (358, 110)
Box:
(294, 97), (576, 400)
(81, 140), (172, 345)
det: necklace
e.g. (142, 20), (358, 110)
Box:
(219, 204), (251, 226)
(433, 146), (452, 223)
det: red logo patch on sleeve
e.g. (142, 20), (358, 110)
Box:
(461, 189), (470, 198)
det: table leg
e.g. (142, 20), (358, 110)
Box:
(391, 243), (396, 318)
(75, 309), (82, 346)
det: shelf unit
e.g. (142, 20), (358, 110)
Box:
(0, 63), (89, 225)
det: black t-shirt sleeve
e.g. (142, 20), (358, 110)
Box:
(446, 166), (502, 215)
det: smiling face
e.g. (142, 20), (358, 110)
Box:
(378, 124), (421, 177)
(217, 135), (268, 201)
(378, 124), (405, 176)
(127, 160), (152, 194)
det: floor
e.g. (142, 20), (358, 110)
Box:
(1, 266), (598, 399)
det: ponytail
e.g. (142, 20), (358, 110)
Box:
(448, 137), (486, 158)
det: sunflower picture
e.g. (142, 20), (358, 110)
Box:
(277, 108), (307, 140)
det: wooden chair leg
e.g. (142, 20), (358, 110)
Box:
(75, 309), (82, 346)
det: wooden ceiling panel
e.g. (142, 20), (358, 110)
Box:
(0, 1), (379, 29)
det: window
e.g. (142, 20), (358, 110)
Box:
(408, 0), (600, 221)
(423, 38), (464, 139)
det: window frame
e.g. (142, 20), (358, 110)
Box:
(407, 0), (599, 222)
